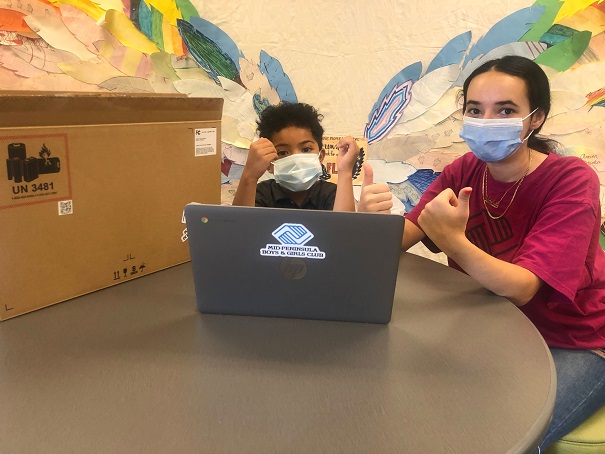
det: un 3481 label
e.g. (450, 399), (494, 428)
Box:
(12, 182), (55, 195)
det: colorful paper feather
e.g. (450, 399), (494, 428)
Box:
(463, 6), (545, 66)
(177, 18), (241, 85)
(535, 30), (592, 71)
(11, 41), (78, 73)
(59, 4), (107, 53)
(364, 61), (422, 144)
(0, 44), (47, 76)
(364, 80), (414, 145)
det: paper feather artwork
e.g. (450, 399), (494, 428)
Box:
(0, 0), (296, 153)
(0, 0), (603, 213)
(366, 0), (605, 216)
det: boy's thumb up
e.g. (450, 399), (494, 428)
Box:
(362, 162), (373, 188)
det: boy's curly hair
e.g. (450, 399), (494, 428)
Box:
(257, 102), (324, 150)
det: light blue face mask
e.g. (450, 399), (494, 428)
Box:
(273, 153), (322, 192)
(459, 108), (538, 162)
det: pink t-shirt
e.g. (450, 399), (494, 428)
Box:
(406, 152), (605, 349)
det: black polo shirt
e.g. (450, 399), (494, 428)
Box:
(255, 179), (337, 210)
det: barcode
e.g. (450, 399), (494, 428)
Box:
(196, 146), (214, 156)
(58, 200), (73, 215)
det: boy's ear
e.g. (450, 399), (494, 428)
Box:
(319, 149), (326, 162)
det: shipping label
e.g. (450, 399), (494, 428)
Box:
(194, 128), (217, 156)
(0, 134), (71, 210)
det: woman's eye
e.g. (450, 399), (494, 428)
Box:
(501, 108), (515, 115)
(277, 150), (289, 157)
(301, 147), (313, 153)
(466, 108), (480, 116)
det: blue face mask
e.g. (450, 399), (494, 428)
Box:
(273, 153), (322, 192)
(459, 109), (537, 162)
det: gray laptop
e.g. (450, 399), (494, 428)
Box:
(184, 204), (404, 324)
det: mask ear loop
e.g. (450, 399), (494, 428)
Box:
(523, 107), (539, 120)
(522, 129), (534, 143)
(521, 108), (539, 143)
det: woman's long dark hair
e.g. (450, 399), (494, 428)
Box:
(461, 55), (559, 154)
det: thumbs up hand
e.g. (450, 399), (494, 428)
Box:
(357, 163), (393, 213)
(418, 187), (472, 254)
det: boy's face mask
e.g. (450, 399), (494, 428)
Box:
(273, 153), (322, 192)
(459, 108), (538, 162)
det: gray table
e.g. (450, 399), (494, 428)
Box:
(0, 253), (555, 454)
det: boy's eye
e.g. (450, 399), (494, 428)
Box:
(301, 147), (313, 153)
(277, 150), (289, 157)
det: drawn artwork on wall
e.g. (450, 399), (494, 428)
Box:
(0, 0), (603, 219)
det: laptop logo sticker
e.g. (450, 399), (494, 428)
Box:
(260, 223), (326, 259)
(272, 224), (313, 245)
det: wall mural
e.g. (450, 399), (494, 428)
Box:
(0, 0), (603, 217)
(365, 0), (605, 215)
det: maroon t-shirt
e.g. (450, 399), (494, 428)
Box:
(406, 152), (605, 349)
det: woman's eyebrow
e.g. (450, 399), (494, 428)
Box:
(494, 100), (520, 107)
(465, 100), (520, 107)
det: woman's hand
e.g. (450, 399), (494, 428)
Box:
(418, 187), (472, 255)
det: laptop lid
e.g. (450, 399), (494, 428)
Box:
(184, 204), (404, 324)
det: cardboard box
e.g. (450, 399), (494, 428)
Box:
(0, 91), (223, 320)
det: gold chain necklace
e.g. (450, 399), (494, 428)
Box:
(482, 150), (533, 220)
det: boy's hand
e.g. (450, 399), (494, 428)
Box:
(357, 163), (393, 213)
(335, 136), (360, 176)
(242, 138), (278, 181)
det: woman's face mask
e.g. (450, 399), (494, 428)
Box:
(459, 108), (538, 162)
(273, 153), (322, 192)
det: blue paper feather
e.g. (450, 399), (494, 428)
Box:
(463, 6), (545, 66)
(259, 50), (298, 103)
(426, 31), (471, 74)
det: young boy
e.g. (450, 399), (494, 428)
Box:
(232, 102), (360, 211)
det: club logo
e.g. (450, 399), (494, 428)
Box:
(272, 223), (314, 245)
(260, 223), (326, 259)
